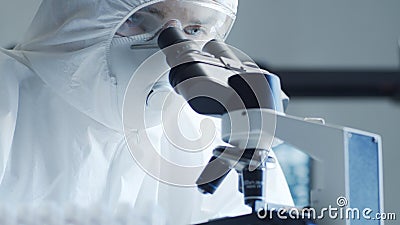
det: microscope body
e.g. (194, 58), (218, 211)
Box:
(158, 27), (286, 211)
(157, 27), (384, 225)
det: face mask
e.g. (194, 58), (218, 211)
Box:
(112, 20), (183, 49)
(109, 37), (171, 125)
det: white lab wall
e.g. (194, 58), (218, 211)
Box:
(227, 0), (400, 69)
(0, 0), (399, 222)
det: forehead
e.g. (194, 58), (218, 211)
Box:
(143, 0), (222, 23)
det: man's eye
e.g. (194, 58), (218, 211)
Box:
(184, 25), (205, 36)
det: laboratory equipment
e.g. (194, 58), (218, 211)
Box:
(157, 27), (384, 225)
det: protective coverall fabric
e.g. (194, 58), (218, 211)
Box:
(0, 0), (293, 224)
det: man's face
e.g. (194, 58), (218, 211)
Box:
(116, 0), (235, 45)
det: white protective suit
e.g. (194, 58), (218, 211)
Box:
(0, 0), (293, 224)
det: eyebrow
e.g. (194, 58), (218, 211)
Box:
(146, 7), (166, 19)
(189, 16), (214, 26)
(146, 5), (217, 26)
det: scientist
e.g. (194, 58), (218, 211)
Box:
(0, 0), (293, 224)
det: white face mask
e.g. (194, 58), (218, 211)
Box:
(111, 19), (183, 49)
(109, 39), (154, 100)
(109, 37), (171, 122)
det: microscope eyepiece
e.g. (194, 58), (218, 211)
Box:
(157, 27), (190, 49)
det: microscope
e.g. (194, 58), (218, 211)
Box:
(156, 27), (384, 225)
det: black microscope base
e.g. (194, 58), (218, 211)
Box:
(196, 211), (316, 225)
